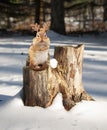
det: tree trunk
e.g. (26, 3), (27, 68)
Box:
(54, 45), (94, 110)
(23, 44), (93, 111)
(39, 0), (44, 25)
(51, 0), (65, 34)
(35, 0), (40, 24)
(90, 4), (95, 30)
(103, 1), (107, 21)
(35, 0), (44, 25)
(23, 67), (50, 107)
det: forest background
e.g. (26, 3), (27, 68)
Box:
(0, 0), (107, 36)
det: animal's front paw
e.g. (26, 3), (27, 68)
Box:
(29, 63), (39, 70)
(34, 65), (41, 70)
(42, 62), (48, 69)
(29, 63), (48, 71)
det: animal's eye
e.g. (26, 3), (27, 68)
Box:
(36, 34), (40, 37)
(44, 33), (47, 37)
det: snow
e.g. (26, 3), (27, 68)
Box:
(50, 58), (58, 68)
(0, 31), (107, 130)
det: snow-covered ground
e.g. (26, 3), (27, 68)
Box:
(0, 31), (107, 130)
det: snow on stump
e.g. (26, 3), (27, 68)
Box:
(23, 44), (94, 111)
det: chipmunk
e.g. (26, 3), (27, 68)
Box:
(29, 22), (50, 70)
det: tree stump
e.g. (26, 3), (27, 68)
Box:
(23, 44), (94, 111)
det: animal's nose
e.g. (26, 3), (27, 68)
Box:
(41, 39), (44, 42)
(41, 36), (44, 42)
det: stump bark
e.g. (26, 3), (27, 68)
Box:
(23, 44), (93, 111)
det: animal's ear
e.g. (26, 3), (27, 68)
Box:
(43, 21), (51, 31)
(30, 23), (40, 32)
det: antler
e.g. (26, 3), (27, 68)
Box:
(30, 23), (40, 32)
(43, 21), (51, 31)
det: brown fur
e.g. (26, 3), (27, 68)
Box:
(29, 22), (50, 70)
